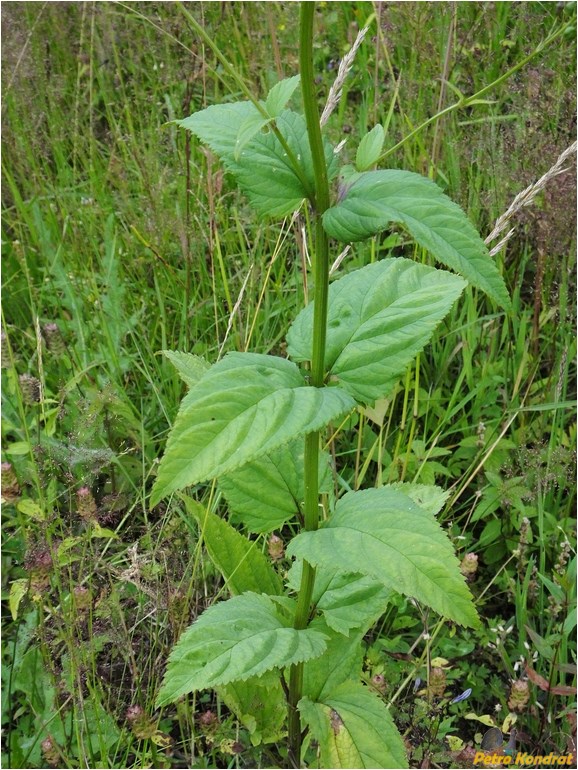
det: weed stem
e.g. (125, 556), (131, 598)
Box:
(287, 4), (332, 765)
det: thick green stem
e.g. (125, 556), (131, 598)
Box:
(287, 4), (332, 766)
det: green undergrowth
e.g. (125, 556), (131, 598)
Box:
(1, 2), (576, 768)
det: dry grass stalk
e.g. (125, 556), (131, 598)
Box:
(485, 141), (577, 256)
(321, 25), (369, 127)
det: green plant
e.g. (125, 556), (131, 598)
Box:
(149, 3), (514, 767)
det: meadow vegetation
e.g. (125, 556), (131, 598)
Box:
(1, 2), (576, 768)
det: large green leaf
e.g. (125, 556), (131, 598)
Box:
(387, 482), (450, 516)
(355, 125), (385, 171)
(180, 495), (282, 596)
(217, 671), (286, 746)
(287, 487), (479, 628)
(265, 75), (301, 116)
(287, 259), (465, 403)
(288, 562), (392, 636)
(178, 105), (338, 217)
(156, 593), (327, 706)
(299, 681), (408, 769)
(162, 350), (210, 388)
(322, 170), (511, 309)
(303, 620), (365, 702)
(151, 353), (354, 505)
(219, 440), (333, 534)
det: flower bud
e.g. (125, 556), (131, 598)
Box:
(43, 323), (66, 357)
(507, 679), (530, 711)
(73, 585), (92, 610)
(199, 709), (220, 730)
(19, 373), (41, 404)
(268, 533), (285, 561)
(429, 667), (447, 698)
(126, 705), (156, 739)
(460, 552), (478, 579)
(1, 462), (21, 502)
(1, 329), (11, 368)
(41, 736), (60, 766)
(76, 486), (98, 522)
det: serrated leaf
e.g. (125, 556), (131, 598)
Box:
(180, 494), (282, 596)
(219, 440), (333, 534)
(234, 113), (272, 160)
(156, 593), (327, 706)
(217, 671), (286, 746)
(178, 100), (257, 156)
(288, 562), (392, 636)
(178, 105), (338, 217)
(299, 681), (408, 769)
(233, 110), (338, 216)
(356, 125), (385, 171)
(386, 482), (450, 516)
(287, 487), (479, 628)
(287, 259), (465, 403)
(265, 75), (301, 116)
(151, 352), (354, 505)
(303, 620), (365, 702)
(162, 350), (210, 388)
(322, 170), (511, 309)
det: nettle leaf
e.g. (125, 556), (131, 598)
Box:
(151, 352), (354, 505)
(265, 75), (301, 116)
(234, 113), (272, 160)
(178, 104), (338, 217)
(219, 440), (333, 534)
(217, 670), (286, 746)
(303, 620), (365, 702)
(178, 101), (257, 158)
(322, 169), (511, 309)
(288, 562), (392, 636)
(162, 350), (210, 388)
(387, 482), (450, 516)
(230, 75), (301, 157)
(180, 495), (282, 596)
(355, 125), (385, 171)
(299, 681), (408, 769)
(287, 259), (465, 403)
(287, 487), (479, 628)
(233, 110), (339, 216)
(156, 592), (327, 706)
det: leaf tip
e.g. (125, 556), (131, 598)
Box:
(149, 481), (165, 509)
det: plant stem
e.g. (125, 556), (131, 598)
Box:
(287, 3), (331, 766)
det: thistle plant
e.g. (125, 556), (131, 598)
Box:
(151, 4), (511, 767)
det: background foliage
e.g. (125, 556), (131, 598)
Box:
(2, 2), (576, 767)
